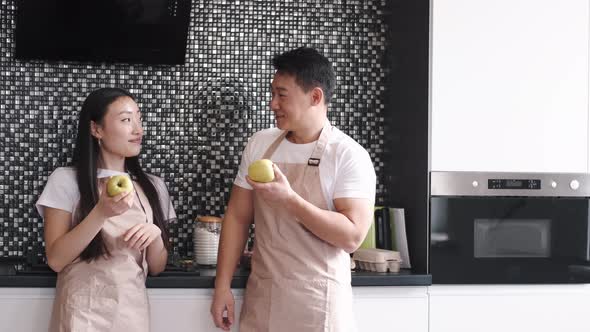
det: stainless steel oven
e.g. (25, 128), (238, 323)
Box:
(430, 171), (590, 284)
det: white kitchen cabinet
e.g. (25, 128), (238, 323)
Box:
(149, 288), (243, 331)
(431, 0), (589, 172)
(4, 285), (590, 332)
(353, 286), (429, 332)
(428, 284), (590, 332)
(0, 288), (54, 332)
(0, 286), (428, 332)
(151, 286), (430, 332)
(0, 287), (244, 332)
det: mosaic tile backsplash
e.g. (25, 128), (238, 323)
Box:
(0, 0), (388, 259)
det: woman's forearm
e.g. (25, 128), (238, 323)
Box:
(45, 207), (108, 272)
(146, 236), (167, 275)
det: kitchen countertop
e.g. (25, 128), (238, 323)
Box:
(0, 265), (431, 288)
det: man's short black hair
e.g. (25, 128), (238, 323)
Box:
(272, 47), (336, 104)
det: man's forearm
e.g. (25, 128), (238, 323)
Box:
(285, 194), (364, 253)
(215, 220), (251, 289)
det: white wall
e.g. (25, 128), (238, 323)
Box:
(431, 0), (590, 173)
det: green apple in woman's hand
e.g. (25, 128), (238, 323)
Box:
(107, 175), (133, 197)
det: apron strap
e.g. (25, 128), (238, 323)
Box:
(306, 121), (332, 167)
(262, 131), (288, 160)
(132, 181), (150, 272)
(261, 121), (332, 192)
(262, 120), (333, 163)
(303, 121), (332, 182)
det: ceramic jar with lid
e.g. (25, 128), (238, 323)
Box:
(193, 216), (222, 266)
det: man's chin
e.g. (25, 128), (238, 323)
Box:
(275, 119), (287, 130)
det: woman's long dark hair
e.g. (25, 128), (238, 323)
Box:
(72, 87), (170, 261)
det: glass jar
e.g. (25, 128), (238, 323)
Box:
(193, 216), (222, 266)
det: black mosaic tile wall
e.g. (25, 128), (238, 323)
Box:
(0, 0), (388, 259)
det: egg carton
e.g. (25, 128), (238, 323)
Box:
(353, 248), (402, 273)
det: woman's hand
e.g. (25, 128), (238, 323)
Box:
(95, 178), (135, 218)
(123, 223), (162, 251)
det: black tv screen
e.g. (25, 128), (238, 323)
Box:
(15, 0), (193, 65)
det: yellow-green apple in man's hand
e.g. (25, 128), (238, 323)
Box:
(248, 159), (275, 183)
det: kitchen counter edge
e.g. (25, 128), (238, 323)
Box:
(0, 269), (431, 288)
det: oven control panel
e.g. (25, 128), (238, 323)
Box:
(431, 172), (590, 197)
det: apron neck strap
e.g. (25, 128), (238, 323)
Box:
(262, 120), (332, 164)
(262, 131), (288, 160)
(307, 121), (332, 167)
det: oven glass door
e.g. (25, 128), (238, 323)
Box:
(430, 197), (590, 283)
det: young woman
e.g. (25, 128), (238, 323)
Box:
(36, 87), (176, 331)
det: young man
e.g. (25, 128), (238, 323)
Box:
(210, 47), (376, 332)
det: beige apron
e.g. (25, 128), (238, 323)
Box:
(49, 179), (152, 332)
(240, 122), (356, 332)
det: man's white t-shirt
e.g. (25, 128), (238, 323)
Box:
(36, 167), (176, 224)
(234, 126), (376, 211)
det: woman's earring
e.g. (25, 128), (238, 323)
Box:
(98, 138), (102, 147)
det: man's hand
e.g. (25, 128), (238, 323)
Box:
(210, 287), (235, 331)
(246, 163), (295, 206)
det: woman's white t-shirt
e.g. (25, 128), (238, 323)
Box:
(36, 167), (176, 224)
(234, 126), (376, 211)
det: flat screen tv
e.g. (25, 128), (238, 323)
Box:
(15, 0), (193, 65)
